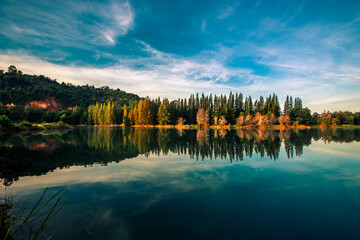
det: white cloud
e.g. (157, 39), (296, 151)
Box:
(0, 50), (253, 99)
(102, 30), (116, 45)
(1, 40), (359, 113)
(242, 16), (360, 112)
(0, 0), (134, 47)
(201, 19), (207, 32)
(216, 6), (235, 20)
(1, 8), (359, 112)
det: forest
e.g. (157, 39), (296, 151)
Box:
(1, 65), (359, 128)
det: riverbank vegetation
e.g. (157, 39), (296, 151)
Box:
(0, 114), (71, 131)
(0, 187), (66, 239)
(1, 66), (359, 129)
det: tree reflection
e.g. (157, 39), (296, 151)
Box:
(1, 127), (359, 184)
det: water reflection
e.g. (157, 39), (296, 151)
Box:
(1, 127), (359, 185)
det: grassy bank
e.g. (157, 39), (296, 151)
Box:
(0, 122), (72, 132)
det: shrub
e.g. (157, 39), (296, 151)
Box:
(19, 121), (32, 127)
(0, 115), (14, 127)
(59, 114), (70, 124)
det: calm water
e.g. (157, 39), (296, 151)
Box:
(1, 127), (360, 240)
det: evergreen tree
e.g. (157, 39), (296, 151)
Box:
(157, 99), (170, 125)
(122, 105), (130, 126)
(284, 95), (290, 114)
(294, 97), (302, 108)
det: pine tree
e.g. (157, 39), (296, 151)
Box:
(284, 95), (290, 114)
(248, 96), (253, 114)
(294, 97), (302, 108)
(122, 105), (130, 126)
(259, 96), (264, 114)
(157, 99), (170, 125)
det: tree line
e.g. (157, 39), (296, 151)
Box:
(62, 94), (360, 127)
(1, 65), (359, 127)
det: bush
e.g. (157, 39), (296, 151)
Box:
(19, 121), (32, 127)
(59, 114), (70, 124)
(0, 115), (14, 127)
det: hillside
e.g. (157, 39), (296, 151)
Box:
(0, 65), (141, 108)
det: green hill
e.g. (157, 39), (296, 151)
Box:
(0, 65), (141, 108)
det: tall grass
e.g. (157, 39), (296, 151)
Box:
(1, 187), (67, 240)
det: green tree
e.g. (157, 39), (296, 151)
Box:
(157, 99), (170, 125)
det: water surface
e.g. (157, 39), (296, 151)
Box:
(1, 127), (360, 239)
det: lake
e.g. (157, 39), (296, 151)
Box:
(1, 127), (360, 239)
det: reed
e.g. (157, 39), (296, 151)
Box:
(1, 187), (67, 240)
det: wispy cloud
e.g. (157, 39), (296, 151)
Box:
(201, 19), (207, 33)
(0, 0), (134, 47)
(244, 16), (360, 111)
(0, 50), (260, 99)
(216, 6), (235, 20)
(0, 0), (359, 112)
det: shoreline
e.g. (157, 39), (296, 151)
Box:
(2, 123), (359, 132)
(0, 122), (72, 132)
(74, 124), (360, 129)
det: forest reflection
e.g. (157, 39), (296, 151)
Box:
(81, 127), (360, 160)
(0, 127), (359, 185)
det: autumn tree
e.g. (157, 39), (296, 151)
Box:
(320, 111), (333, 127)
(177, 117), (186, 126)
(269, 113), (277, 125)
(196, 108), (210, 127)
(236, 115), (245, 126)
(137, 98), (151, 125)
(278, 114), (290, 126)
(219, 115), (227, 126)
(245, 114), (252, 125)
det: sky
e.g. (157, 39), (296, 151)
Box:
(0, 0), (359, 112)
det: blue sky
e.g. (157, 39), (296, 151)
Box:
(0, 0), (359, 112)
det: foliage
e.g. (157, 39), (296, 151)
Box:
(122, 105), (130, 126)
(278, 114), (290, 126)
(59, 114), (70, 124)
(87, 102), (116, 125)
(157, 99), (170, 125)
(196, 108), (210, 127)
(245, 114), (252, 125)
(320, 111), (334, 127)
(1, 66), (359, 127)
(218, 115), (227, 126)
(236, 115), (245, 126)
(0, 115), (13, 128)
(0, 66), (140, 108)
(177, 117), (186, 126)
(1, 187), (67, 240)
(136, 98), (151, 125)
(253, 112), (270, 126)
